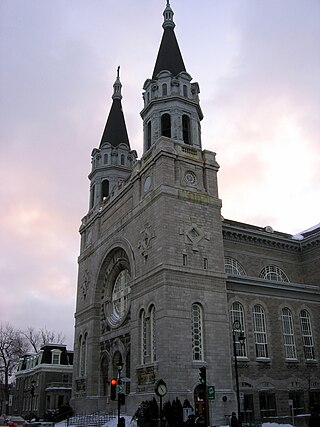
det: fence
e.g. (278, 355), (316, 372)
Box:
(61, 412), (116, 427)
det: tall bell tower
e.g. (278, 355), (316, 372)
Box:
(141, 1), (203, 152)
(73, 3), (235, 425)
(89, 67), (137, 210)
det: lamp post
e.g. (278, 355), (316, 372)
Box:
(117, 362), (123, 427)
(232, 320), (246, 427)
(30, 378), (36, 420)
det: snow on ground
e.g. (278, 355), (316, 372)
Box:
(55, 419), (293, 427)
(101, 415), (132, 427)
(262, 424), (293, 427)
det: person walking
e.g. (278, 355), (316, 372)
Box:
(309, 406), (320, 427)
(230, 412), (239, 427)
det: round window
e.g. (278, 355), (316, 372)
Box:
(112, 269), (131, 321)
(100, 248), (132, 329)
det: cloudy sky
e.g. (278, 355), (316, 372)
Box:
(1, 0), (319, 348)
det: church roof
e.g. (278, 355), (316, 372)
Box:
(100, 67), (130, 148)
(152, 2), (186, 79)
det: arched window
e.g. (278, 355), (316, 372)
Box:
(182, 115), (190, 144)
(120, 154), (125, 166)
(104, 154), (108, 164)
(101, 180), (109, 200)
(230, 302), (247, 357)
(79, 333), (87, 377)
(150, 305), (156, 363)
(112, 351), (123, 379)
(140, 310), (146, 364)
(147, 121), (152, 149)
(253, 305), (268, 358)
(161, 113), (171, 138)
(90, 185), (95, 209)
(191, 303), (203, 361)
(101, 356), (108, 396)
(300, 310), (315, 360)
(162, 83), (167, 96)
(183, 85), (188, 97)
(224, 257), (246, 276)
(112, 270), (130, 322)
(260, 265), (289, 282)
(281, 308), (296, 359)
(140, 306), (156, 364)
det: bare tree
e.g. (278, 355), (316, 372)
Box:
(22, 326), (66, 353)
(0, 323), (29, 412)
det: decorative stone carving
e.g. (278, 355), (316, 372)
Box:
(75, 378), (86, 392)
(179, 223), (210, 251)
(81, 269), (90, 299)
(184, 171), (197, 186)
(137, 365), (156, 386)
(138, 223), (155, 259)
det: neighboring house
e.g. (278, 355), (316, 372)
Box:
(0, 382), (7, 414)
(13, 344), (73, 419)
(71, 2), (320, 426)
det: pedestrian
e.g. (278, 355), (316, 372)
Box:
(230, 412), (239, 427)
(195, 413), (205, 426)
(309, 406), (320, 427)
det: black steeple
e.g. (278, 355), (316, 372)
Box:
(100, 66), (130, 148)
(152, 1), (186, 79)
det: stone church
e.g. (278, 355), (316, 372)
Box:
(72, 2), (320, 425)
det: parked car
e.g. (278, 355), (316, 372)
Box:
(27, 421), (54, 427)
(26, 423), (54, 427)
(5, 416), (27, 426)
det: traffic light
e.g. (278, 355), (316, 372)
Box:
(199, 366), (206, 385)
(110, 378), (117, 401)
(118, 393), (125, 405)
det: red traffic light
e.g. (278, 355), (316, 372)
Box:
(110, 378), (117, 400)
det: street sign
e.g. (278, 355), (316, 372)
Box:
(207, 385), (215, 400)
(116, 384), (124, 394)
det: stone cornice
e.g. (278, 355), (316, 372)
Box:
(222, 223), (301, 253)
(226, 275), (320, 302)
(222, 220), (320, 254)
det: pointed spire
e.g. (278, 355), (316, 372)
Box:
(100, 67), (130, 148)
(112, 66), (122, 100)
(152, 1), (186, 79)
(163, 1), (175, 29)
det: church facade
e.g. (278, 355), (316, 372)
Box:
(72, 3), (320, 425)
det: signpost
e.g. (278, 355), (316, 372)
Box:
(207, 385), (215, 400)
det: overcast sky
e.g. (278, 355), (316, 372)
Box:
(1, 0), (319, 349)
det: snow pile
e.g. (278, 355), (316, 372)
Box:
(262, 423), (293, 427)
(55, 419), (294, 427)
(101, 415), (133, 427)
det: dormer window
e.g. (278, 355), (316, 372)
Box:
(51, 350), (62, 365)
(183, 85), (188, 97)
(162, 83), (167, 96)
(104, 154), (108, 164)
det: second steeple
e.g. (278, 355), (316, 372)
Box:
(141, 1), (204, 153)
